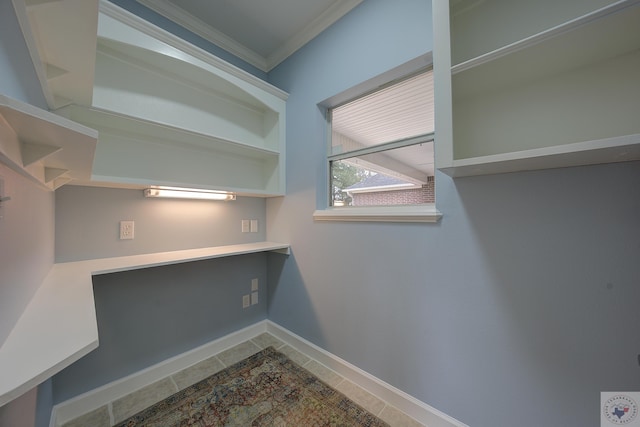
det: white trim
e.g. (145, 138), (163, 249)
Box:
(313, 204), (442, 223)
(135, 0), (268, 71)
(99, 1), (287, 100)
(265, 0), (364, 70)
(136, 0), (363, 72)
(266, 321), (468, 427)
(52, 320), (466, 427)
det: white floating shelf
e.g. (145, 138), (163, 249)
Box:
(0, 242), (289, 406)
(451, 0), (640, 100)
(54, 105), (283, 196)
(13, 0), (288, 196)
(0, 95), (98, 190)
(435, 0), (640, 177)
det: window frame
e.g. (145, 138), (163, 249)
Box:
(313, 54), (442, 223)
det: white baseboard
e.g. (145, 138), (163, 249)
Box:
(52, 321), (269, 426)
(52, 320), (467, 427)
(266, 321), (468, 427)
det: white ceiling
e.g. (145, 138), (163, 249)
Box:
(136, 0), (364, 72)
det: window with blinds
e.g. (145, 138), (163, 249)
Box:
(328, 69), (435, 207)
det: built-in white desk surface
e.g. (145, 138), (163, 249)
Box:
(0, 242), (289, 406)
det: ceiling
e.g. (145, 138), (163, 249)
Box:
(135, 0), (364, 72)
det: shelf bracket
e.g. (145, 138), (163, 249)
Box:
(44, 167), (69, 183)
(20, 142), (62, 167)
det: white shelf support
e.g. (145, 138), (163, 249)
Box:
(20, 143), (62, 167)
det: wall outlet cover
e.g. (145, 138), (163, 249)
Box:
(120, 220), (135, 240)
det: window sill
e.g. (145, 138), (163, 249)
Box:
(313, 204), (442, 223)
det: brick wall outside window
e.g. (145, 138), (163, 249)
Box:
(351, 179), (434, 206)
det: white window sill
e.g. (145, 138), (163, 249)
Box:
(313, 204), (442, 223)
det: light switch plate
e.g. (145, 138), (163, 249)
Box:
(250, 220), (258, 233)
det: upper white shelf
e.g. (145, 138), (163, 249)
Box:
(55, 105), (283, 196)
(0, 95), (98, 190)
(11, 0), (99, 109)
(434, 0), (640, 177)
(0, 241), (289, 407)
(451, 0), (640, 100)
(12, 0), (288, 196)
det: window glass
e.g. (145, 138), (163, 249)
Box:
(329, 69), (434, 207)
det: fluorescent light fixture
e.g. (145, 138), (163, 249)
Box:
(144, 187), (236, 201)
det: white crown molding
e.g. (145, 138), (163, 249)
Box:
(135, 0), (363, 72)
(266, 0), (364, 70)
(136, 0), (268, 71)
(99, 0), (287, 100)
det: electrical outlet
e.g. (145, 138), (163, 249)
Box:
(242, 294), (250, 308)
(250, 220), (258, 233)
(251, 278), (259, 292)
(120, 220), (135, 240)
(251, 291), (258, 305)
(241, 220), (250, 233)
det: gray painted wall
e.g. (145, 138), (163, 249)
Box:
(52, 253), (270, 402)
(55, 186), (267, 262)
(53, 186), (271, 400)
(266, 1), (640, 426)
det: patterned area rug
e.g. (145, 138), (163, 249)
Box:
(115, 346), (389, 426)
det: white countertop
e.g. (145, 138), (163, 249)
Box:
(0, 242), (289, 406)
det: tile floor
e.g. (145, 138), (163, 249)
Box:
(60, 333), (424, 427)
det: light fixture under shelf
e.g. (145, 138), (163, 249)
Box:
(143, 187), (236, 201)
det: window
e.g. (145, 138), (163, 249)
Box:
(315, 64), (441, 222)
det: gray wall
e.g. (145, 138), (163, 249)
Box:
(266, 1), (640, 426)
(55, 186), (267, 262)
(52, 253), (270, 402)
(52, 186), (272, 400)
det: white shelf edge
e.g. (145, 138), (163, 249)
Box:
(81, 242), (291, 276)
(0, 242), (289, 407)
(313, 204), (442, 223)
(85, 174), (285, 198)
(451, 0), (640, 74)
(439, 134), (640, 177)
(54, 105), (281, 158)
